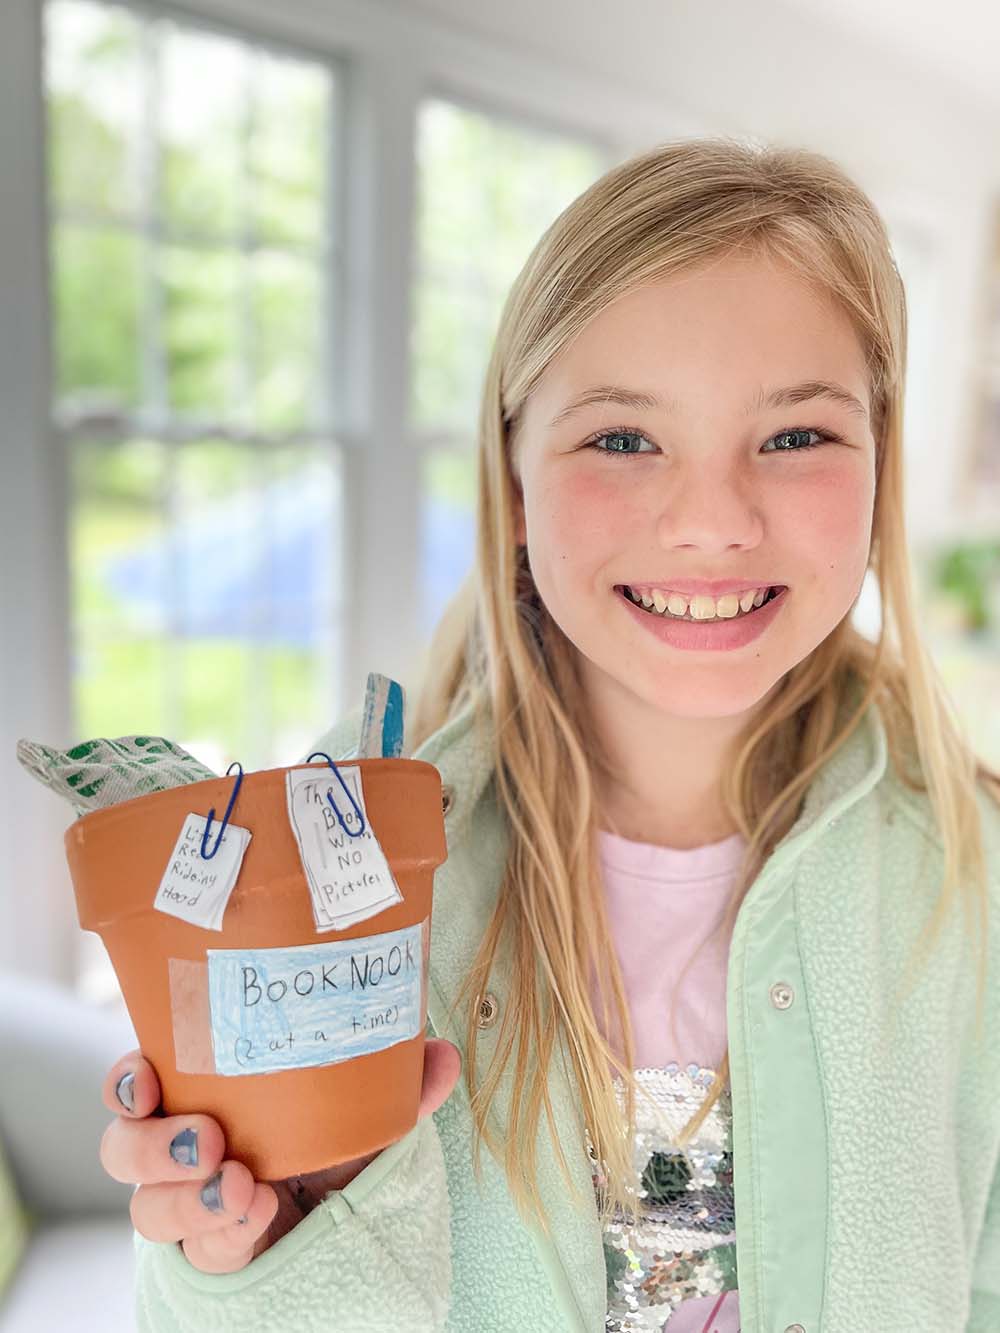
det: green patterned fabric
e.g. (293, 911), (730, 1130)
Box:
(0, 1133), (30, 1301)
(15, 735), (217, 818)
(16, 674), (399, 819)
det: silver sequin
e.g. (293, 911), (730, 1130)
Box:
(587, 1063), (737, 1331)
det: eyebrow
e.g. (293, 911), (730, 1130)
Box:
(546, 379), (869, 428)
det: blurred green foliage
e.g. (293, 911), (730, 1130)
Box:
(929, 540), (1000, 634)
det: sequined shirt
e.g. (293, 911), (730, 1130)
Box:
(590, 826), (748, 1332)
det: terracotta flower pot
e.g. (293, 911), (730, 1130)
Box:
(64, 758), (447, 1181)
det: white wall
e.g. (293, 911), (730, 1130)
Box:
(0, 1), (76, 982)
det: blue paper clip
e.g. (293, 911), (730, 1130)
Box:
(307, 751), (367, 837)
(201, 761), (244, 860)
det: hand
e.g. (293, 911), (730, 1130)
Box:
(99, 1038), (463, 1274)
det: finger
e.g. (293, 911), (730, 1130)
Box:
(130, 1159), (257, 1243)
(417, 1039), (463, 1122)
(101, 1112), (225, 1186)
(181, 1182), (280, 1275)
(101, 1051), (162, 1120)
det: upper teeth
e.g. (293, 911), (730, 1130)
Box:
(628, 586), (773, 619)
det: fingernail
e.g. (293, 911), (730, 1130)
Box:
(169, 1127), (199, 1167)
(199, 1169), (224, 1213)
(235, 1214), (249, 1225)
(115, 1072), (135, 1113)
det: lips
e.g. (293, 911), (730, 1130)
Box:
(616, 582), (790, 650)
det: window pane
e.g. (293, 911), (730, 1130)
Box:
(250, 53), (330, 246)
(169, 441), (343, 764)
(160, 24), (245, 239)
(410, 274), (503, 434)
(420, 447), (477, 631)
(71, 437), (168, 635)
(249, 251), (325, 431)
(411, 98), (608, 433)
(47, 3), (336, 430)
(45, 0), (143, 218)
(71, 437), (171, 736)
(161, 245), (240, 416)
(75, 635), (171, 737)
(53, 223), (142, 411)
(70, 436), (342, 765)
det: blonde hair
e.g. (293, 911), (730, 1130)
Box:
(409, 137), (998, 1240)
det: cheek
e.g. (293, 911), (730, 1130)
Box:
(538, 468), (640, 552)
(788, 462), (874, 589)
(805, 464), (872, 544)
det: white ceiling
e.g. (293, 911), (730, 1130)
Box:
(779, 0), (1000, 113)
(398, 0), (1000, 123)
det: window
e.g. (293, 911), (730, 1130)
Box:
(46, 1), (343, 769)
(44, 0), (344, 997)
(411, 97), (610, 629)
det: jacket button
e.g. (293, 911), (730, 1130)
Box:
(784, 1325), (806, 1332)
(770, 981), (795, 1009)
(442, 785), (455, 816)
(476, 992), (499, 1028)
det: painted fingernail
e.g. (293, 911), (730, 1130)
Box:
(169, 1127), (199, 1167)
(199, 1169), (224, 1213)
(115, 1072), (135, 1113)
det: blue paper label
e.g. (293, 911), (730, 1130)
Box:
(206, 920), (425, 1076)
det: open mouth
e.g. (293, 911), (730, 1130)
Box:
(617, 585), (786, 623)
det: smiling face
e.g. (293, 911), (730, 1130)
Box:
(509, 252), (877, 725)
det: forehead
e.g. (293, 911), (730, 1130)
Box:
(524, 255), (869, 425)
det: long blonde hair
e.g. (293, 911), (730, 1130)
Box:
(409, 136), (998, 1239)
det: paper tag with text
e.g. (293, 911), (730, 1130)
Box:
(153, 814), (252, 931)
(285, 763), (403, 932)
(206, 919), (427, 1076)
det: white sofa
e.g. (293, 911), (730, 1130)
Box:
(0, 971), (139, 1331)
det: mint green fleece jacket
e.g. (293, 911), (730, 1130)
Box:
(133, 688), (1000, 1332)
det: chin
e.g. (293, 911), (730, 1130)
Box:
(591, 652), (788, 722)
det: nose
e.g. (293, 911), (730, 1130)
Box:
(653, 464), (764, 553)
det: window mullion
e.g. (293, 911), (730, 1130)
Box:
(141, 15), (166, 421)
(143, 16), (184, 740)
(238, 43), (254, 434)
(348, 52), (423, 699)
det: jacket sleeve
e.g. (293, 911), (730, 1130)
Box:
(965, 1150), (1000, 1332)
(134, 1109), (453, 1332)
(134, 705), (453, 1331)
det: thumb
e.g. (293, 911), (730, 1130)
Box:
(417, 1039), (463, 1121)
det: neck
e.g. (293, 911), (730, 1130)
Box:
(580, 668), (776, 851)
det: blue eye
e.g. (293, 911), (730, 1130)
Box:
(761, 428), (839, 453)
(585, 430), (658, 458)
(583, 425), (841, 459)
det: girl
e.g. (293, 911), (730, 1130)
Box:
(100, 138), (1000, 1332)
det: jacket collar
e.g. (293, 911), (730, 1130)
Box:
(414, 671), (890, 871)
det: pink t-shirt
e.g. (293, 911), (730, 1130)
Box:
(590, 826), (746, 1333)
